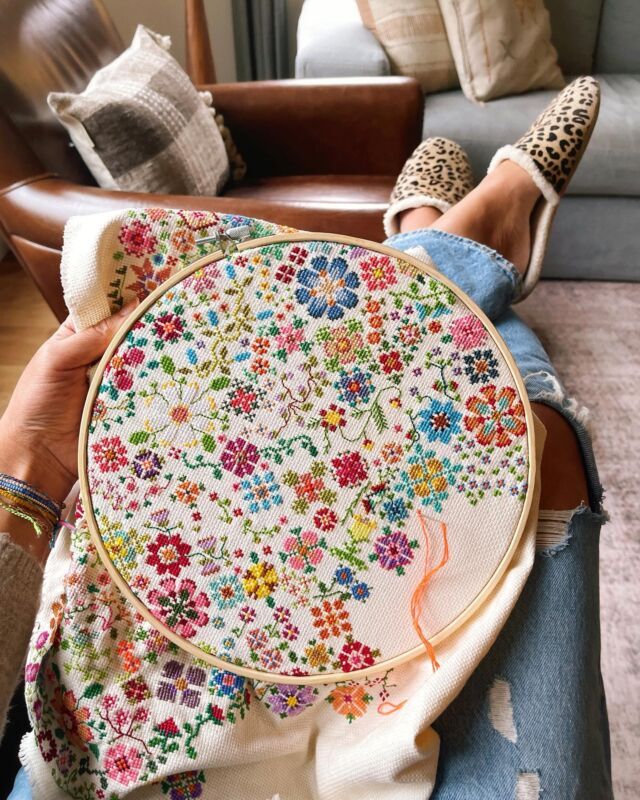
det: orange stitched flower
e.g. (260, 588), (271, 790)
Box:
(51, 688), (94, 751)
(175, 481), (200, 504)
(328, 684), (370, 719)
(310, 599), (352, 640)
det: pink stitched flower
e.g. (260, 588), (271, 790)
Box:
(220, 437), (260, 477)
(360, 254), (397, 291)
(283, 530), (324, 571)
(147, 577), (210, 638)
(104, 743), (143, 786)
(449, 314), (488, 351)
(276, 323), (304, 354)
(91, 436), (128, 473)
(118, 220), (158, 257)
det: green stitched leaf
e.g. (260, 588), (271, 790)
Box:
(88, 742), (100, 760)
(201, 434), (216, 453)
(83, 682), (104, 699)
(129, 431), (150, 445)
(210, 375), (231, 390)
(160, 355), (175, 375)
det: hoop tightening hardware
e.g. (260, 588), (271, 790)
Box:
(195, 224), (252, 254)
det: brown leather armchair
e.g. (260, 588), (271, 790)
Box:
(0, 0), (423, 321)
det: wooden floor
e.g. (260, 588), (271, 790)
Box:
(0, 256), (58, 413)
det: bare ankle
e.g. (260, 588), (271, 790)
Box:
(398, 206), (442, 233)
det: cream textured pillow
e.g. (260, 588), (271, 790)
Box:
(48, 26), (230, 195)
(438, 0), (565, 102)
(356, 0), (458, 93)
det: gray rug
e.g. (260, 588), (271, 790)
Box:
(520, 281), (640, 799)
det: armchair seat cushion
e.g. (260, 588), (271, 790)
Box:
(423, 74), (640, 196)
(224, 174), (394, 205)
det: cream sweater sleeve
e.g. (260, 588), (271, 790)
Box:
(0, 534), (43, 741)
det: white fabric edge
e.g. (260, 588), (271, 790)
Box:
(60, 210), (131, 331)
(383, 195), (452, 237)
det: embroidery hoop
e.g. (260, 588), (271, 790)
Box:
(79, 232), (537, 685)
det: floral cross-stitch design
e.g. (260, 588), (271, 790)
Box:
(23, 211), (530, 798)
(85, 235), (530, 682)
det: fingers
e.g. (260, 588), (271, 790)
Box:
(49, 301), (139, 370)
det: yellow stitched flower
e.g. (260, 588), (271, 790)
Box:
(242, 561), (279, 600)
(349, 514), (377, 542)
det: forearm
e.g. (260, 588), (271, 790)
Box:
(0, 533), (43, 741)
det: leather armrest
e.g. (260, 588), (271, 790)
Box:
(205, 78), (423, 177)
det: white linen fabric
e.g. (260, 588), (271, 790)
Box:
(20, 208), (543, 799)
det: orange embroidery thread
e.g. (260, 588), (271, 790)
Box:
(410, 512), (449, 671)
(376, 514), (449, 715)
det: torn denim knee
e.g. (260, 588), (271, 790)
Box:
(537, 504), (609, 556)
(524, 370), (604, 512)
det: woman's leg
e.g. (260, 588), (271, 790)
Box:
(399, 161), (540, 276)
(385, 158), (611, 799)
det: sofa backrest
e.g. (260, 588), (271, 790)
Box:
(594, 0), (640, 73)
(544, 0), (603, 74)
(545, 0), (640, 75)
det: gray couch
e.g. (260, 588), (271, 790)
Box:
(296, 0), (640, 281)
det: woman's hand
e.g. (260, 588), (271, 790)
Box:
(0, 303), (138, 505)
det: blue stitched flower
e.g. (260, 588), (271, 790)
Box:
(351, 581), (371, 601)
(295, 255), (360, 319)
(241, 470), (283, 513)
(416, 398), (462, 444)
(335, 566), (354, 585)
(211, 669), (245, 697)
(395, 444), (461, 514)
(335, 367), (374, 407)
(209, 574), (245, 611)
(463, 349), (499, 385)
(382, 497), (409, 523)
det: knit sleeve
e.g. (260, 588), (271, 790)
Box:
(0, 534), (43, 741)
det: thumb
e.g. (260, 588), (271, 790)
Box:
(52, 301), (140, 369)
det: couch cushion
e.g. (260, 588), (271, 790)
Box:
(423, 74), (640, 196)
(295, 0), (390, 78)
(595, 0), (640, 73)
(544, 0), (603, 74)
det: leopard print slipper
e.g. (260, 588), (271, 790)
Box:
(383, 137), (475, 237)
(488, 76), (600, 301)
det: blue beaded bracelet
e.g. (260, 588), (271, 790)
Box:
(0, 472), (62, 519)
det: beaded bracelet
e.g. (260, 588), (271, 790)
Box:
(0, 472), (63, 547)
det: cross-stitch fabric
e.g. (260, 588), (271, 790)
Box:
(20, 208), (543, 800)
(85, 237), (532, 680)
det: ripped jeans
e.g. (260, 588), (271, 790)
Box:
(385, 229), (612, 800)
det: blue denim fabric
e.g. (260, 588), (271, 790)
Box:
(385, 227), (612, 800)
(10, 228), (612, 800)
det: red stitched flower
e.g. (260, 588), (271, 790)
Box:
(314, 507), (338, 531)
(153, 312), (184, 341)
(337, 640), (375, 672)
(92, 435), (128, 473)
(379, 350), (403, 374)
(146, 533), (191, 577)
(331, 451), (368, 487)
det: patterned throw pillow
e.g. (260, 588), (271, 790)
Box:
(355, 0), (459, 94)
(438, 0), (565, 102)
(48, 26), (231, 195)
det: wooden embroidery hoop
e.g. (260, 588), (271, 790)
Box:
(79, 232), (537, 685)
